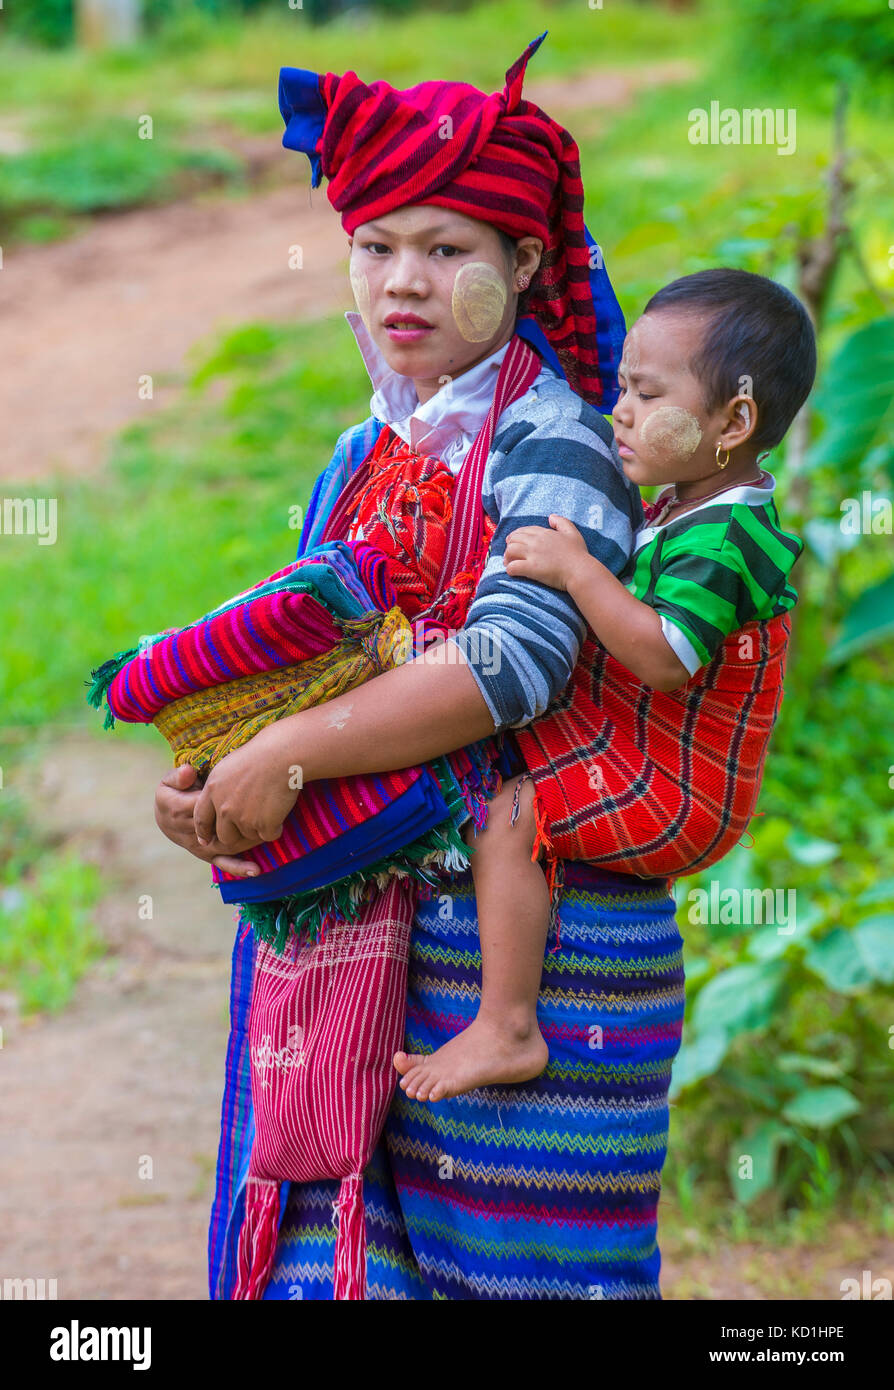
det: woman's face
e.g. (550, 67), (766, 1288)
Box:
(348, 205), (539, 402)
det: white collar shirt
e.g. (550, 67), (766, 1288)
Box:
(344, 309), (520, 475)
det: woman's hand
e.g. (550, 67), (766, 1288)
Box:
(503, 514), (593, 591)
(154, 764), (261, 875)
(193, 721), (300, 852)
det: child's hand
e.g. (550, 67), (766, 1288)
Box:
(503, 515), (591, 591)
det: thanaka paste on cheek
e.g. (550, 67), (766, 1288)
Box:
(639, 406), (703, 462)
(349, 261), (371, 328)
(451, 262), (507, 342)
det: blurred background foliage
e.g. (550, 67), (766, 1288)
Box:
(0, 0), (891, 1255)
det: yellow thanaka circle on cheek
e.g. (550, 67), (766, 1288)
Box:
(451, 262), (507, 342)
(349, 262), (371, 327)
(639, 406), (703, 462)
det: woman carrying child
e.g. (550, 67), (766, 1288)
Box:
(154, 33), (812, 1300)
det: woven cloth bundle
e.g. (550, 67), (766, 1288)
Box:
(86, 538), (500, 950)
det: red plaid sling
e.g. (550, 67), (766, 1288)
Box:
(512, 612), (793, 907)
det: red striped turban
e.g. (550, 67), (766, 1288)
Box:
(279, 32), (625, 409)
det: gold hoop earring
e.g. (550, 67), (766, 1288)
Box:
(715, 443), (730, 470)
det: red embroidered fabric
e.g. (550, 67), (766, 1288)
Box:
(347, 426), (496, 627)
(346, 428), (455, 619)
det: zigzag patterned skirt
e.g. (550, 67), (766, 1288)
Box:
(257, 861), (684, 1301)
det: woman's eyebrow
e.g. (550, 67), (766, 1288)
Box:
(363, 222), (459, 239)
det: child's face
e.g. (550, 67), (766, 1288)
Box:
(612, 311), (736, 488)
(348, 205), (533, 403)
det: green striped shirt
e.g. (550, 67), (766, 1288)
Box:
(622, 478), (803, 674)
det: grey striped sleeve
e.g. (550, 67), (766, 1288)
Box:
(446, 376), (643, 732)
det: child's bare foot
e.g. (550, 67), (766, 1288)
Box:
(394, 1017), (548, 1102)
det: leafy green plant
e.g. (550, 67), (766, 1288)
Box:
(795, 317), (894, 662)
(730, 0), (894, 99)
(672, 832), (894, 1210)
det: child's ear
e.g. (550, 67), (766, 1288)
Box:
(721, 394), (759, 449)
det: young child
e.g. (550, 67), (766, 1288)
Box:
(395, 268), (817, 1103)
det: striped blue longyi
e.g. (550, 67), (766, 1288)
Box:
(213, 860), (684, 1300)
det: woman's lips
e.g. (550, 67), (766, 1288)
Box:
(385, 324), (436, 342)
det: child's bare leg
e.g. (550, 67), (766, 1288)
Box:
(394, 774), (550, 1102)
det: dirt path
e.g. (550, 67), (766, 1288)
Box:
(0, 60), (695, 483)
(0, 734), (236, 1298)
(0, 186), (353, 482)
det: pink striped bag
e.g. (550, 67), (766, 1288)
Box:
(234, 875), (416, 1300)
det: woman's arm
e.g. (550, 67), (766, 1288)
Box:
(446, 396), (642, 729)
(192, 640), (495, 849)
(191, 399), (640, 849)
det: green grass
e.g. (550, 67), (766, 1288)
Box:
(0, 787), (104, 1015)
(0, 126), (243, 240)
(0, 2), (707, 121)
(0, 857), (104, 1015)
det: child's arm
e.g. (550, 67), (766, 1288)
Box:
(564, 552), (690, 691)
(503, 515), (690, 693)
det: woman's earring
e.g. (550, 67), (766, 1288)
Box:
(715, 443), (730, 470)
(516, 273), (531, 290)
